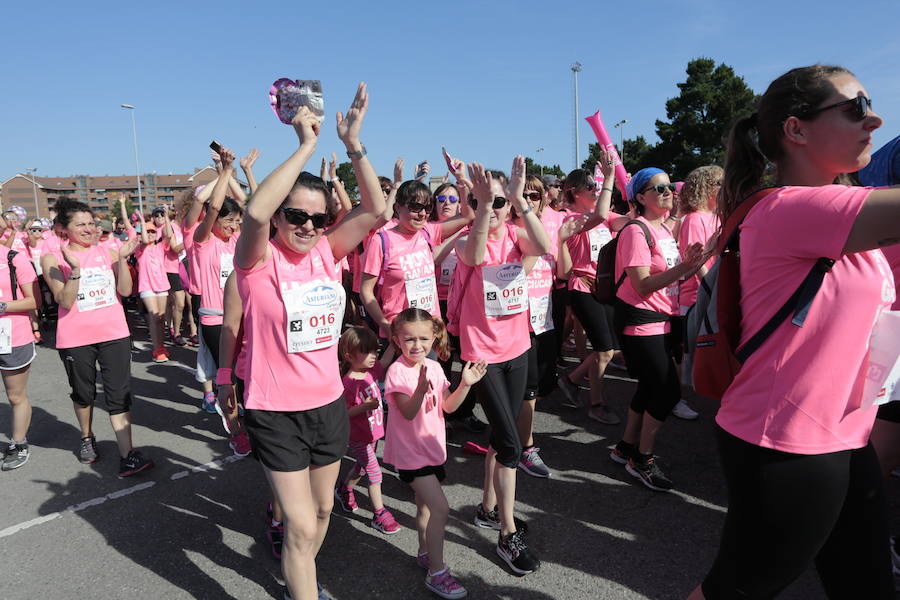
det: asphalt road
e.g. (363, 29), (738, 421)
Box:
(0, 313), (894, 599)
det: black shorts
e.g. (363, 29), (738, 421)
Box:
(166, 272), (183, 292)
(876, 401), (900, 424)
(0, 342), (36, 371)
(398, 464), (446, 483)
(568, 290), (619, 351)
(244, 397), (349, 472)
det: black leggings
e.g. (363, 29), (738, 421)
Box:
(702, 427), (893, 600)
(59, 337), (133, 415)
(619, 333), (680, 421)
(201, 324), (222, 370)
(476, 351), (528, 468)
(526, 330), (558, 398)
(568, 289), (618, 351)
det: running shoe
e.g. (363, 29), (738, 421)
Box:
(473, 504), (528, 533)
(118, 450), (155, 478)
(609, 440), (637, 465)
(214, 400), (234, 434)
(371, 508), (401, 534)
(497, 530), (540, 575)
(152, 346), (168, 363)
(189, 334), (200, 347)
(266, 521), (284, 559)
(1, 442), (29, 471)
(228, 431), (252, 457)
(557, 375), (581, 408)
(200, 392), (218, 414)
(174, 335), (187, 347)
(588, 404), (620, 425)
(78, 435), (98, 464)
(626, 454), (673, 492)
(671, 399), (699, 420)
(518, 447), (551, 478)
(335, 486), (358, 513)
(417, 552), (430, 570)
(425, 568), (468, 599)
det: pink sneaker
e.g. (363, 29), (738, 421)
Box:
(371, 508), (401, 534)
(228, 431), (252, 457)
(416, 552), (430, 570)
(334, 486), (358, 513)
(425, 568), (467, 599)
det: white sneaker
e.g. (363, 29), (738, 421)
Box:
(671, 399), (699, 420)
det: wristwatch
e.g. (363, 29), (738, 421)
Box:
(346, 145), (367, 160)
(0, 302), (8, 314)
(519, 203), (533, 215)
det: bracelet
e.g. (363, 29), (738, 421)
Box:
(519, 203), (533, 215)
(346, 145), (367, 160)
(602, 187), (614, 193)
(215, 367), (233, 386)
(68, 275), (81, 280)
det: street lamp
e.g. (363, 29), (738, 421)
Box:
(25, 168), (40, 218)
(535, 148), (545, 177)
(614, 120), (628, 165)
(571, 62), (582, 169)
(120, 104), (144, 216)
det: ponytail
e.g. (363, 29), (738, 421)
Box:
(431, 316), (450, 361)
(719, 113), (767, 226)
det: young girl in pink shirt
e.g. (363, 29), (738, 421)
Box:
(334, 325), (400, 535)
(385, 307), (486, 599)
(137, 221), (171, 363)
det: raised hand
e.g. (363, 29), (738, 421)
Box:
(393, 158), (404, 185)
(218, 147), (236, 170)
(211, 150), (223, 173)
(329, 152), (338, 181)
(559, 215), (588, 242)
(598, 147), (616, 181)
(336, 82), (368, 147)
(508, 155), (527, 208)
(415, 161), (430, 182)
(292, 106), (321, 147)
(467, 162), (493, 212)
(320, 157), (328, 180)
(461, 359), (488, 386)
(240, 148), (259, 171)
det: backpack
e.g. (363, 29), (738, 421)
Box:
(592, 220), (653, 304)
(7, 250), (19, 300)
(686, 188), (834, 399)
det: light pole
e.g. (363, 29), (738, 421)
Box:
(614, 119), (628, 166)
(25, 167), (40, 218)
(121, 104), (144, 216)
(571, 62), (582, 169)
(535, 147), (545, 177)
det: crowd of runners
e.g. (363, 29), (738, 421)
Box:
(2, 64), (900, 599)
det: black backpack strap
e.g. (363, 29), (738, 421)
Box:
(612, 220), (655, 294)
(735, 257), (834, 363)
(8, 250), (17, 301)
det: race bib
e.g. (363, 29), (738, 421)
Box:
(0, 318), (11, 354)
(439, 252), (458, 286)
(529, 294), (554, 335)
(482, 263), (527, 317)
(219, 253), (234, 289)
(282, 279), (346, 353)
(588, 226), (613, 257)
(76, 269), (117, 312)
(659, 238), (680, 297)
(405, 275), (436, 312)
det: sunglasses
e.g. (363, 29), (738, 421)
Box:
(641, 183), (677, 195)
(436, 195), (459, 203)
(468, 194), (508, 210)
(549, 183), (562, 189)
(28, 228), (43, 233)
(523, 192), (541, 201)
(802, 95), (872, 122)
(402, 201), (433, 214)
(280, 207), (329, 228)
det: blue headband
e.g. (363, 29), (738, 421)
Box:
(627, 167), (665, 201)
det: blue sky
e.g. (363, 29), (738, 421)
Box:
(3, 0), (898, 184)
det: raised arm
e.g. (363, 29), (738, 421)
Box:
(556, 216), (587, 280)
(581, 148), (617, 231)
(240, 148), (260, 195)
(844, 188), (900, 254)
(329, 153), (353, 223)
(163, 207), (184, 254)
(325, 83), (387, 260)
(194, 149), (234, 245)
(184, 179), (217, 229)
(507, 155), (550, 257)
(458, 163), (493, 267)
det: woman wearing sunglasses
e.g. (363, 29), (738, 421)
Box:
(193, 149), (243, 412)
(692, 65), (894, 600)
(232, 85), (385, 600)
(557, 155), (628, 424)
(360, 173), (472, 342)
(609, 168), (706, 493)
(454, 157), (549, 575)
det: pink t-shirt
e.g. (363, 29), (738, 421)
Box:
(342, 362), (385, 444)
(717, 185), (892, 454)
(362, 222), (443, 329)
(236, 237), (345, 412)
(566, 211), (625, 293)
(162, 223), (184, 274)
(678, 211), (719, 307)
(98, 235), (123, 254)
(383, 356), (450, 470)
(182, 221), (201, 295)
(2, 232), (28, 254)
(136, 242), (170, 294)
(457, 223), (531, 363)
(615, 217), (679, 336)
(194, 233), (237, 326)
(55, 244), (130, 348)
(0, 250), (38, 347)
(27, 240), (46, 276)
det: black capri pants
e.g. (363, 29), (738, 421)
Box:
(476, 350), (528, 468)
(702, 427), (893, 599)
(618, 333), (680, 421)
(59, 337), (133, 415)
(526, 330), (558, 399)
(201, 324), (222, 370)
(568, 289), (618, 352)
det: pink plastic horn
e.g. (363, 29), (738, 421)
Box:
(584, 111), (629, 199)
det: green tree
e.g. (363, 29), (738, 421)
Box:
(524, 157), (565, 178)
(335, 161), (359, 202)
